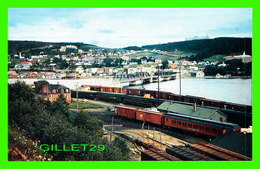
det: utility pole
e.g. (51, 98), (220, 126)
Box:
(110, 116), (114, 141)
(157, 63), (162, 101)
(179, 62), (182, 95)
(76, 82), (79, 111)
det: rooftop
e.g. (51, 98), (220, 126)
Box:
(157, 102), (227, 120)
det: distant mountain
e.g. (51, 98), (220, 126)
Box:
(141, 37), (252, 61)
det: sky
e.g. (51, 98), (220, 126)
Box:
(8, 8), (252, 48)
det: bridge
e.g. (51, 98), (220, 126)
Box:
(110, 72), (177, 86)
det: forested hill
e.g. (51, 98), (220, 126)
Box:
(8, 40), (97, 55)
(142, 37), (252, 60)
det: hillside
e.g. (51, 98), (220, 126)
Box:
(141, 37), (252, 61)
(8, 40), (99, 56)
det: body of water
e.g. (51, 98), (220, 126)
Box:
(8, 78), (252, 106)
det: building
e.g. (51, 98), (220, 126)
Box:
(38, 84), (71, 103)
(157, 102), (227, 122)
(224, 52), (252, 63)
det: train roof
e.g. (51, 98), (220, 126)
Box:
(164, 113), (240, 129)
(114, 105), (138, 110)
(158, 102), (227, 120)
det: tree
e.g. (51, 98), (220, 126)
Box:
(112, 137), (130, 160)
(162, 59), (169, 69)
(34, 80), (49, 94)
(73, 111), (103, 134)
(48, 94), (70, 118)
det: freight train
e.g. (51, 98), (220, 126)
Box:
(114, 105), (241, 137)
(81, 85), (252, 113)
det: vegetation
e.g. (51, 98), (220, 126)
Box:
(69, 102), (105, 109)
(34, 80), (49, 93)
(204, 59), (252, 76)
(142, 37), (252, 61)
(8, 81), (130, 161)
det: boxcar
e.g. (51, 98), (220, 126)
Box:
(126, 88), (143, 96)
(201, 99), (225, 108)
(113, 87), (122, 93)
(114, 105), (137, 119)
(89, 85), (101, 91)
(183, 95), (204, 104)
(169, 94), (184, 102)
(160, 91), (172, 100)
(136, 109), (163, 125)
(163, 113), (240, 137)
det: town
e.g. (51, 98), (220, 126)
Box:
(8, 40), (252, 80)
(8, 39), (252, 161)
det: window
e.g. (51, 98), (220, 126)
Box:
(182, 122), (186, 126)
(177, 121), (181, 125)
(194, 125), (198, 129)
(188, 124), (192, 128)
(206, 127), (211, 132)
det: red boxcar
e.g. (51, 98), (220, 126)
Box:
(113, 87), (122, 93)
(127, 88), (143, 96)
(114, 105), (137, 119)
(183, 95), (204, 104)
(170, 94), (184, 102)
(122, 88), (127, 94)
(160, 92), (172, 100)
(136, 109), (163, 125)
(201, 99), (225, 108)
(89, 85), (101, 91)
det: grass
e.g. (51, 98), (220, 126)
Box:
(69, 101), (105, 109)
(204, 55), (225, 62)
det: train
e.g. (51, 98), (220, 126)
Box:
(71, 90), (251, 127)
(81, 85), (252, 113)
(114, 105), (241, 137)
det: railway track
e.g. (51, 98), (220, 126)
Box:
(187, 143), (252, 161)
(142, 148), (180, 161)
(116, 130), (251, 161)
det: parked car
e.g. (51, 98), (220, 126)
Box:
(82, 98), (88, 102)
(107, 107), (115, 112)
(102, 128), (108, 135)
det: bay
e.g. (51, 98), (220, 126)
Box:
(8, 78), (252, 106)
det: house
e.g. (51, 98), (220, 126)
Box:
(27, 72), (38, 78)
(38, 84), (71, 103)
(8, 71), (19, 78)
(224, 52), (252, 63)
(196, 71), (205, 78)
(190, 71), (204, 78)
(14, 62), (32, 70)
(157, 102), (227, 122)
(75, 66), (85, 74)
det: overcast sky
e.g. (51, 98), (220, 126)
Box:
(8, 8), (252, 48)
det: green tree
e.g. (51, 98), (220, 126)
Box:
(112, 137), (130, 160)
(162, 59), (169, 69)
(73, 111), (103, 134)
(34, 80), (49, 94)
(48, 94), (70, 118)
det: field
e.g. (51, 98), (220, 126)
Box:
(69, 101), (105, 109)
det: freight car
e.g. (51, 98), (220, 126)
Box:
(114, 105), (241, 137)
(81, 85), (251, 113)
